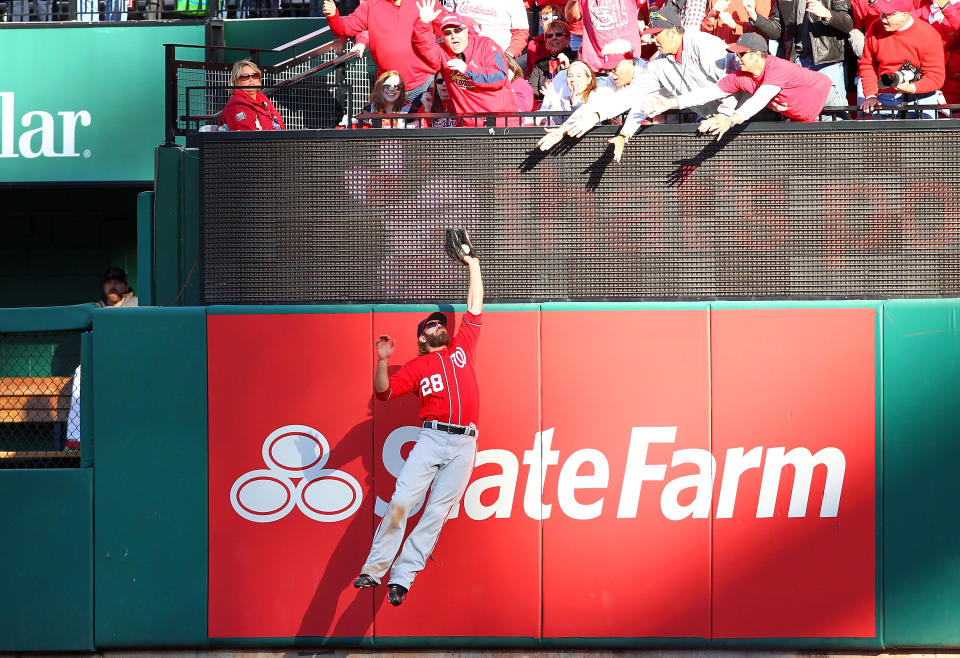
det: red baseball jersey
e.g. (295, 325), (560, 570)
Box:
(376, 312), (482, 428)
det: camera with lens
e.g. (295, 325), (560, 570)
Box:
(880, 60), (923, 88)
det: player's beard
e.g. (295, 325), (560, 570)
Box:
(424, 330), (450, 349)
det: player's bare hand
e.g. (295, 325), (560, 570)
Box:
(322, 0), (336, 15)
(446, 58), (467, 73)
(416, 0), (441, 23)
(349, 42), (366, 56)
(375, 335), (395, 360)
(463, 254), (480, 267)
(607, 134), (626, 162)
(567, 111), (601, 137)
(537, 125), (566, 150)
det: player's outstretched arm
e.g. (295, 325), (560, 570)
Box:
(465, 256), (483, 315)
(374, 335), (394, 393)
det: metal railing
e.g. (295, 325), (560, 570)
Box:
(166, 28), (369, 141)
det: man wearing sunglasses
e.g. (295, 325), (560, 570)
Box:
(643, 31), (832, 137)
(354, 254), (483, 607)
(538, 8), (739, 159)
(412, 0), (519, 125)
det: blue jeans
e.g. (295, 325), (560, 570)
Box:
(798, 58), (847, 120)
(874, 90), (941, 119)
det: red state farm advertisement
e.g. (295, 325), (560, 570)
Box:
(208, 307), (877, 641)
(208, 310), (542, 640)
(710, 308), (877, 638)
(540, 309), (713, 638)
(208, 313), (376, 639)
(368, 309), (542, 639)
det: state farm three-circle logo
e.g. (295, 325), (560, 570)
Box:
(230, 425), (363, 523)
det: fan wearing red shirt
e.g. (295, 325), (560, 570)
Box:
(647, 32), (831, 136)
(352, 256), (483, 608)
(323, 0), (438, 104)
(858, 0), (946, 117)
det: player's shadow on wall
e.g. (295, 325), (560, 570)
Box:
(296, 396), (389, 642)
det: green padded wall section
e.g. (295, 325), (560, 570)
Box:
(92, 307), (207, 647)
(0, 469), (93, 651)
(154, 146), (201, 307)
(883, 299), (960, 647)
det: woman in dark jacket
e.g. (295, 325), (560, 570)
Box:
(528, 20), (578, 102)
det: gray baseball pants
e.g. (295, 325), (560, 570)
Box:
(361, 427), (477, 591)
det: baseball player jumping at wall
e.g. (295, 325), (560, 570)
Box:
(354, 230), (483, 607)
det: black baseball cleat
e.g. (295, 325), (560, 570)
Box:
(353, 574), (378, 588)
(387, 584), (408, 606)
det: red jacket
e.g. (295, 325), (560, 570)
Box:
(326, 0), (436, 89)
(219, 90), (285, 131)
(411, 18), (518, 122)
(859, 16), (946, 97)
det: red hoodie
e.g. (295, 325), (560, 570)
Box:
(411, 17), (518, 122)
(219, 89), (285, 131)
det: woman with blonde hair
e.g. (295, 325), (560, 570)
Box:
(219, 60), (285, 131)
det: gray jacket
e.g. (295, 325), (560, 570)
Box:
(588, 30), (740, 137)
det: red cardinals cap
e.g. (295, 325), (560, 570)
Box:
(726, 32), (769, 53)
(642, 7), (682, 34)
(417, 312), (448, 338)
(438, 11), (467, 29)
(869, 0), (913, 13)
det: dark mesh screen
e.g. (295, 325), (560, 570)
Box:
(200, 126), (960, 303)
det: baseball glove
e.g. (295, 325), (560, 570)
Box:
(444, 228), (478, 263)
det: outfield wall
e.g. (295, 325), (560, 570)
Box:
(2, 301), (960, 650)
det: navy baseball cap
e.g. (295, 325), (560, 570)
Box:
(417, 312), (448, 338)
(642, 7), (682, 34)
(727, 32), (769, 54)
(102, 267), (128, 283)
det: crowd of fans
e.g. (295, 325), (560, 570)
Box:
(214, 0), (959, 147)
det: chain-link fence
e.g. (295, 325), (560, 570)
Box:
(0, 331), (82, 469)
